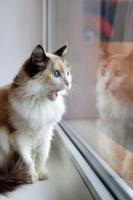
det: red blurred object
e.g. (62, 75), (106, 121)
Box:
(84, 12), (114, 37)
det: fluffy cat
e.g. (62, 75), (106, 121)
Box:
(0, 44), (72, 194)
(96, 44), (133, 144)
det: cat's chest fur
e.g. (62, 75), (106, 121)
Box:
(97, 89), (133, 124)
(11, 95), (65, 132)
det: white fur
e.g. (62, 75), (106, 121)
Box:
(0, 81), (66, 182)
(9, 84), (65, 182)
(96, 81), (133, 144)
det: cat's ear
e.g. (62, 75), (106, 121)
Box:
(99, 44), (109, 66)
(99, 43), (109, 59)
(123, 51), (133, 59)
(54, 43), (68, 57)
(31, 45), (49, 63)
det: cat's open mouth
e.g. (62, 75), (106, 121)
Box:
(48, 90), (61, 101)
(110, 89), (122, 99)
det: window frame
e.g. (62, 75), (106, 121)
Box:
(56, 124), (115, 200)
(59, 121), (133, 200)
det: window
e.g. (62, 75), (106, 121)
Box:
(47, 0), (133, 199)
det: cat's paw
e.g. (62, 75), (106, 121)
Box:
(32, 173), (39, 183)
(28, 172), (38, 184)
(38, 169), (49, 181)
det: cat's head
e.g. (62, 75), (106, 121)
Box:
(13, 44), (72, 100)
(97, 47), (133, 100)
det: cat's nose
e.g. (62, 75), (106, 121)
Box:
(105, 81), (110, 88)
(64, 80), (70, 88)
(65, 80), (70, 87)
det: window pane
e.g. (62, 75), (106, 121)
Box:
(48, 0), (133, 190)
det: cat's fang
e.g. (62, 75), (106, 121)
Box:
(48, 91), (59, 101)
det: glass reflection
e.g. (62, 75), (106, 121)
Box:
(48, 0), (133, 189)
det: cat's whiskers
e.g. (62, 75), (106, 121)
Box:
(68, 83), (88, 111)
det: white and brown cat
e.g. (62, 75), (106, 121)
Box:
(0, 44), (72, 194)
(96, 44), (133, 144)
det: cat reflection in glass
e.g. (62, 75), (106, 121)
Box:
(0, 44), (72, 194)
(96, 45), (133, 144)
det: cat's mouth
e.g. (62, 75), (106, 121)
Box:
(109, 89), (122, 99)
(48, 90), (61, 101)
(110, 89), (117, 95)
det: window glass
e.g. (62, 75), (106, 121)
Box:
(48, 0), (133, 190)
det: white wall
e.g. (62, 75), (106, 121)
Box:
(0, 0), (42, 85)
(42, 0), (47, 49)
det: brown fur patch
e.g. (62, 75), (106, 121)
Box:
(0, 87), (16, 134)
(42, 68), (53, 84)
(55, 63), (64, 73)
(0, 152), (31, 195)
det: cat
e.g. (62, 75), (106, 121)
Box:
(96, 44), (133, 144)
(0, 44), (72, 194)
(95, 43), (133, 188)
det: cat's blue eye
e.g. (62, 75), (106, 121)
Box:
(52, 70), (60, 78)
